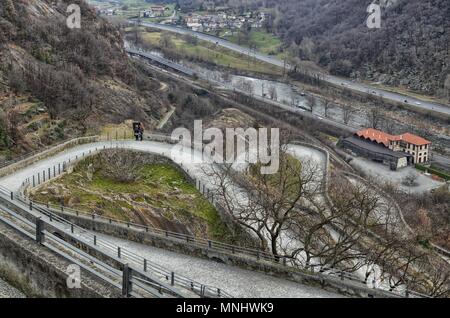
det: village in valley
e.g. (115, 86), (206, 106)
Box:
(88, 1), (268, 33)
(183, 11), (267, 33)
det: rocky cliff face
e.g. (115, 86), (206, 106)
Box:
(0, 0), (168, 157)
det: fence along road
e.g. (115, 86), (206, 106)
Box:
(2, 135), (436, 298)
(0, 186), (189, 298)
(0, 138), (341, 298)
(2, 136), (433, 298)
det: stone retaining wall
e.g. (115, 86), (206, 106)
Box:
(0, 221), (121, 298)
(0, 136), (99, 179)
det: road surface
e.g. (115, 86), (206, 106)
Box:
(0, 140), (342, 298)
(137, 21), (450, 117)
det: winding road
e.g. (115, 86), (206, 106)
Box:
(0, 139), (341, 298)
(0, 278), (25, 298)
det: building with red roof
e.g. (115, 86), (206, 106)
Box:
(355, 128), (431, 164)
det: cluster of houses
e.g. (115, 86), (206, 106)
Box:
(96, 8), (118, 16)
(92, 4), (171, 18)
(142, 5), (171, 18)
(184, 11), (266, 33)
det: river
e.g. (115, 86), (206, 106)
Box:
(129, 44), (450, 158)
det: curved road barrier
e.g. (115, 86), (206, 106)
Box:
(0, 134), (438, 297)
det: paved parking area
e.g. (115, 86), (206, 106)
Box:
(350, 156), (445, 193)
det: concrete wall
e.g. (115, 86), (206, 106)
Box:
(0, 221), (121, 298)
(0, 136), (99, 179)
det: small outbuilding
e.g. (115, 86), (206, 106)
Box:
(339, 135), (411, 170)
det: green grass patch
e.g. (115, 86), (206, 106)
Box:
(31, 156), (236, 243)
(224, 30), (283, 57)
(139, 30), (283, 76)
(416, 164), (450, 181)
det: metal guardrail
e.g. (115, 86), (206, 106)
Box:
(0, 133), (434, 298)
(0, 185), (231, 298)
(0, 135), (97, 170)
(32, 199), (279, 264)
(0, 191), (178, 298)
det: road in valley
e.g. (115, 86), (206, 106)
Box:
(128, 44), (450, 175)
(137, 21), (450, 117)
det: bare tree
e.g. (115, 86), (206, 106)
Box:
(268, 85), (278, 101)
(341, 104), (353, 125)
(91, 149), (149, 183)
(243, 81), (255, 97)
(6, 108), (20, 144)
(323, 99), (333, 118)
(402, 172), (419, 187)
(159, 33), (174, 49)
(305, 95), (316, 113)
(289, 91), (298, 107)
(367, 107), (383, 129)
(205, 148), (321, 256)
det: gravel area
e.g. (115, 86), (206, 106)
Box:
(350, 156), (445, 193)
(0, 278), (25, 298)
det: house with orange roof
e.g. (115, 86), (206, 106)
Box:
(356, 128), (431, 164)
(338, 128), (431, 170)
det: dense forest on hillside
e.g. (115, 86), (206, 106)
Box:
(0, 0), (167, 155)
(169, 0), (450, 98)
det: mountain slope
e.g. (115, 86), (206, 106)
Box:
(172, 0), (450, 98)
(272, 0), (449, 97)
(0, 0), (168, 157)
